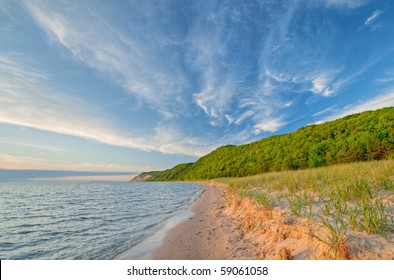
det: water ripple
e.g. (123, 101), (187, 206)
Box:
(0, 181), (201, 259)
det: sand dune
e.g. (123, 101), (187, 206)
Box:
(153, 182), (394, 260)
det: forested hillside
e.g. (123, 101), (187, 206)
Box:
(133, 107), (394, 181)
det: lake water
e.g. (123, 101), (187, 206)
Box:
(0, 181), (202, 259)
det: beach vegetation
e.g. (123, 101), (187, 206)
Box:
(216, 159), (394, 258)
(134, 107), (394, 182)
(130, 107), (394, 259)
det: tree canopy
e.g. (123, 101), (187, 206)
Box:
(133, 107), (394, 181)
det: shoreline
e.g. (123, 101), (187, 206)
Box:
(152, 183), (260, 260)
(114, 185), (203, 260)
(151, 181), (394, 260)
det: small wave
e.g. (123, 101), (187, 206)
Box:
(0, 181), (202, 259)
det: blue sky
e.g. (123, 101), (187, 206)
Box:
(1, 0), (394, 173)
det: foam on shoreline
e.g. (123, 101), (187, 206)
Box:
(113, 186), (204, 260)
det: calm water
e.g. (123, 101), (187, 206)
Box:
(0, 181), (202, 259)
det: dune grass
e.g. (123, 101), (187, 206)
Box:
(215, 160), (394, 258)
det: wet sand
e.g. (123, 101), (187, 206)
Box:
(152, 184), (259, 260)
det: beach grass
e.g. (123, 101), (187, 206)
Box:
(214, 159), (394, 258)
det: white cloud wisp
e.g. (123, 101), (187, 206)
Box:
(22, 0), (188, 113)
(0, 54), (209, 157)
(365, 9), (383, 26)
(317, 91), (394, 123)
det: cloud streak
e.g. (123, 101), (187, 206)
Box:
(0, 154), (149, 172)
(0, 140), (63, 152)
(0, 54), (209, 156)
(365, 9), (383, 26)
(325, 0), (371, 9)
(21, 0), (188, 113)
(22, 0), (290, 140)
(317, 91), (394, 123)
(1, 0), (390, 167)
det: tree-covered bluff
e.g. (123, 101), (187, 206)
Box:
(132, 107), (394, 181)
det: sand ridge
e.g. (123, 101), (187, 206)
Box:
(153, 182), (394, 260)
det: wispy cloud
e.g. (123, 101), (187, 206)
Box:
(325, 0), (371, 9)
(311, 74), (339, 97)
(0, 140), (63, 152)
(31, 175), (136, 182)
(253, 119), (285, 134)
(376, 69), (394, 84)
(317, 90), (394, 123)
(358, 8), (387, 32)
(312, 76), (330, 95)
(364, 9), (383, 26)
(4, 0), (390, 162)
(0, 154), (150, 172)
(0, 54), (124, 146)
(254, 1), (352, 104)
(312, 106), (335, 117)
(20, 0), (366, 144)
(0, 54), (208, 156)
(184, 2), (290, 136)
(21, 0), (188, 114)
(20, 0), (265, 152)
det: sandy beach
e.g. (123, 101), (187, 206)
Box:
(153, 182), (394, 260)
(152, 184), (260, 260)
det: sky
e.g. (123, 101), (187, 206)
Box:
(1, 0), (394, 173)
